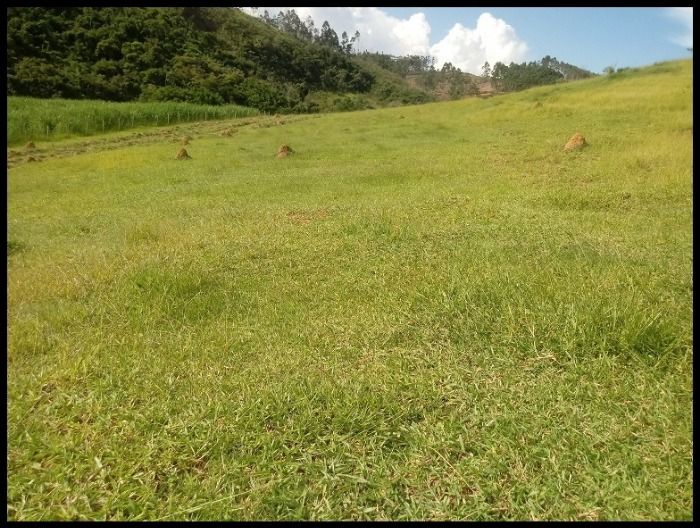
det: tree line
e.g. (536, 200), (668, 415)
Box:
(360, 52), (595, 99)
(482, 56), (596, 92)
(257, 9), (361, 55)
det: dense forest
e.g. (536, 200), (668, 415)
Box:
(6, 7), (430, 113)
(7, 7), (596, 113)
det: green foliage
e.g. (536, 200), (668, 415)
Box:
(305, 91), (374, 113)
(358, 52), (436, 78)
(259, 9), (361, 55)
(8, 7), (206, 101)
(7, 7), (424, 114)
(419, 69), (439, 90)
(235, 78), (289, 114)
(7, 96), (258, 145)
(441, 63), (467, 100)
(492, 59), (563, 92)
(372, 80), (432, 105)
(139, 85), (225, 106)
(491, 57), (596, 93)
(541, 55), (596, 80)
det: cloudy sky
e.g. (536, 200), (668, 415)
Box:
(243, 7), (693, 74)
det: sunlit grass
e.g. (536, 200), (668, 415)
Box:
(7, 59), (692, 520)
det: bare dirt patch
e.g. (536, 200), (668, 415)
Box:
(286, 208), (329, 225)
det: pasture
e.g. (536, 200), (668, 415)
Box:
(7, 60), (693, 520)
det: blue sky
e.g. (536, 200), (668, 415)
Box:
(245, 7), (693, 74)
(384, 7), (693, 73)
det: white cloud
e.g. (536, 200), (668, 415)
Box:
(429, 13), (528, 72)
(241, 7), (528, 74)
(666, 7), (693, 48)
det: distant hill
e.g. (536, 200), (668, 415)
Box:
(6, 7), (432, 113)
(363, 52), (597, 101)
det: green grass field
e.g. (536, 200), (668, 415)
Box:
(7, 60), (692, 520)
(7, 97), (259, 146)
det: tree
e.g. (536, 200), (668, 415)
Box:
(340, 31), (351, 54)
(441, 62), (465, 99)
(261, 10), (274, 26)
(318, 20), (340, 50)
(448, 75), (464, 99)
(481, 61), (491, 78)
(490, 62), (506, 90)
(351, 31), (360, 53)
(421, 67), (438, 90)
(274, 9), (313, 42)
(305, 15), (319, 41)
(441, 61), (456, 74)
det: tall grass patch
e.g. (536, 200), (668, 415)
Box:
(7, 97), (259, 145)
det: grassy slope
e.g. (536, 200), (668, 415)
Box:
(7, 60), (692, 520)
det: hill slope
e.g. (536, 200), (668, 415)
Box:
(7, 60), (692, 521)
(7, 7), (431, 113)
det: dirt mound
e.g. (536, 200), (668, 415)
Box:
(276, 144), (294, 159)
(24, 142), (35, 150)
(181, 136), (192, 145)
(220, 128), (237, 137)
(175, 148), (191, 160)
(564, 132), (587, 151)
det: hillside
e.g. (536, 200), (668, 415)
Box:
(359, 53), (596, 101)
(6, 7), (431, 113)
(405, 72), (495, 100)
(7, 60), (692, 520)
